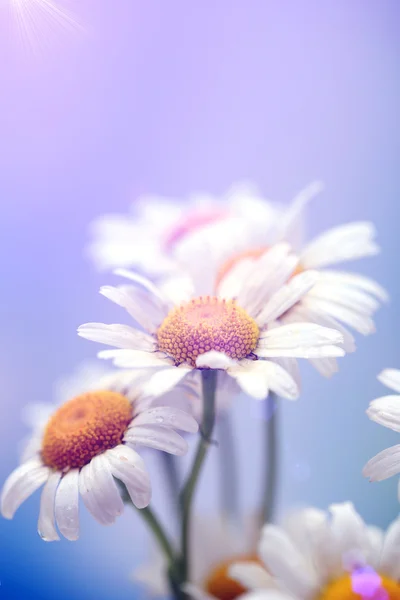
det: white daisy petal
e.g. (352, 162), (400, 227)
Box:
(55, 469), (80, 541)
(88, 454), (124, 524)
(98, 349), (171, 369)
(79, 463), (111, 526)
(259, 524), (318, 597)
(307, 283), (380, 316)
(38, 471), (62, 542)
(228, 361), (272, 400)
(366, 396), (400, 433)
(284, 304), (356, 353)
(77, 323), (155, 351)
(229, 562), (278, 590)
(239, 592), (295, 600)
(99, 285), (165, 333)
(158, 274), (195, 305)
(300, 221), (379, 269)
(379, 518), (400, 579)
(283, 507), (336, 580)
(125, 425), (189, 456)
(276, 180), (324, 244)
(132, 406), (199, 434)
(271, 357), (301, 390)
(107, 445), (151, 509)
(235, 243), (298, 315)
(364, 526), (384, 569)
(328, 502), (368, 568)
(378, 369), (400, 394)
(114, 268), (170, 304)
(261, 361), (299, 399)
(318, 271), (389, 303)
(257, 323), (344, 358)
(196, 351), (237, 370)
(1, 459), (49, 519)
(363, 445), (400, 482)
(256, 270), (319, 326)
(301, 296), (375, 335)
(217, 258), (257, 300)
(140, 367), (192, 398)
(308, 357), (339, 378)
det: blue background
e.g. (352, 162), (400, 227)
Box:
(0, 1), (399, 598)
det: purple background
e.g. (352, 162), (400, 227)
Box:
(0, 1), (399, 598)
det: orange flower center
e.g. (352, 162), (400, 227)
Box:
(319, 571), (400, 600)
(205, 554), (259, 600)
(157, 296), (259, 367)
(216, 246), (303, 290)
(41, 391), (133, 470)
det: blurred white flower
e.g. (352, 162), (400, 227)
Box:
(133, 513), (260, 599)
(78, 246), (346, 402)
(1, 366), (198, 541)
(363, 369), (400, 494)
(231, 502), (400, 600)
(85, 182), (301, 277)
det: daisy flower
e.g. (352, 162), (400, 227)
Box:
(363, 369), (400, 492)
(133, 513), (260, 600)
(230, 502), (400, 600)
(85, 182), (307, 276)
(170, 186), (386, 378)
(1, 367), (198, 541)
(77, 243), (346, 401)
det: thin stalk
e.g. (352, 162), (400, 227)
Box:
(180, 369), (217, 581)
(217, 413), (239, 523)
(137, 505), (176, 564)
(160, 451), (181, 518)
(261, 392), (278, 524)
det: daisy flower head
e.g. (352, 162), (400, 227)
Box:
(363, 369), (400, 493)
(230, 502), (400, 600)
(173, 184), (387, 378)
(133, 513), (260, 600)
(78, 244), (346, 402)
(85, 182), (308, 278)
(1, 366), (198, 541)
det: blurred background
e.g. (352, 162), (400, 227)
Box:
(0, 1), (399, 598)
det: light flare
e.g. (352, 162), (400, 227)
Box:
(3, 0), (82, 54)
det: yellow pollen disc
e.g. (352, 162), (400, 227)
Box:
(157, 296), (259, 367)
(319, 572), (400, 600)
(216, 246), (303, 290)
(41, 391), (133, 470)
(204, 554), (259, 600)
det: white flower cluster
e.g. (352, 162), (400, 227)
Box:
(2, 182), (398, 600)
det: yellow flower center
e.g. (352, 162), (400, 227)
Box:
(157, 296), (259, 367)
(41, 391), (133, 470)
(216, 246), (303, 290)
(204, 554), (259, 600)
(319, 571), (400, 600)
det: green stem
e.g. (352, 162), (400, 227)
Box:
(160, 451), (181, 519)
(261, 392), (278, 524)
(217, 413), (239, 523)
(180, 369), (218, 581)
(134, 504), (176, 565)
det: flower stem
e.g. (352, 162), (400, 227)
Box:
(137, 505), (176, 564)
(160, 452), (181, 518)
(180, 369), (218, 581)
(129, 500), (187, 599)
(217, 413), (239, 523)
(261, 392), (278, 524)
